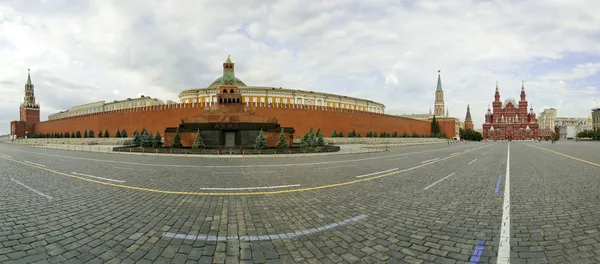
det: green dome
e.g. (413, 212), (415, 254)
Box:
(209, 77), (246, 87)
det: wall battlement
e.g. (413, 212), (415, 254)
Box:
(33, 101), (452, 139)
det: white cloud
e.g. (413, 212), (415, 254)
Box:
(1, 0), (600, 134)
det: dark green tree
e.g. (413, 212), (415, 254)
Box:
(392, 131), (398, 137)
(71, 132), (75, 138)
(121, 129), (128, 138)
(76, 131), (82, 138)
(133, 130), (141, 146)
(412, 132), (419, 137)
(153, 132), (163, 148)
(104, 129), (109, 138)
(192, 129), (205, 149)
(171, 128), (183, 148)
(98, 130), (103, 138)
(254, 129), (268, 149)
(276, 128), (289, 149)
(330, 129), (337, 137)
(337, 131), (343, 137)
(315, 128), (325, 146)
(88, 130), (94, 138)
(116, 129), (121, 138)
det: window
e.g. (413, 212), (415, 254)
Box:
(230, 89), (234, 93)
(192, 99), (197, 103)
(275, 98), (280, 103)
(268, 98), (273, 103)
(223, 89), (228, 93)
(261, 97), (265, 103)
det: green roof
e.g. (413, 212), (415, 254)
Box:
(210, 77), (246, 87)
(26, 69), (32, 86)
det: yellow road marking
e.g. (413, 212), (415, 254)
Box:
(0, 144), (493, 196)
(524, 144), (600, 167)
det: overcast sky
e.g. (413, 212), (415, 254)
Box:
(1, 0), (599, 135)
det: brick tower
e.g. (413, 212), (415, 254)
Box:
(10, 69), (40, 138)
(465, 104), (474, 130)
(216, 55), (242, 105)
(434, 70), (445, 117)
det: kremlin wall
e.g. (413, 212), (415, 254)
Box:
(11, 57), (457, 144)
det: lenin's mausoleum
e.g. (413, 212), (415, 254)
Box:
(10, 56), (456, 147)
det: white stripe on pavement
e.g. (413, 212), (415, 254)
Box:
(423, 172), (456, 190)
(71, 172), (125, 183)
(468, 158), (478, 165)
(421, 158), (439, 164)
(497, 142), (511, 264)
(23, 160), (46, 167)
(355, 168), (399, 178)
(10, 178), (53, 199)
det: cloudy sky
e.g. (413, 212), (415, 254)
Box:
(1, 0), (599, 134)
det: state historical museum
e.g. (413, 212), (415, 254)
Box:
(482, 81), (539, 140)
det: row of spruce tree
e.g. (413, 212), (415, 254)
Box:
(27, 129), (129, 138)
(131, 129), (164, 148)
(330, 129), (446, 138)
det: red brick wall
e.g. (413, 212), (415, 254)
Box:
(437, 118), (457, 138)
(32, 103), (441, 139)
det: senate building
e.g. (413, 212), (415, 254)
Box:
(482, 81), (539, 140)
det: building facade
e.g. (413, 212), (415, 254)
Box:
(179, 57), (385, 114)
(555, 117), (593, 140)
(482, 81), (539, 140)
(49, 96), (165, 120)
(592, 108), (600, 130)
(538, 108), (557, 134)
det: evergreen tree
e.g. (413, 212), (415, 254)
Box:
(276, 128), (289, 149)
(104, 129), (109, 138)
(308, 128), (318, 147)
(299, 132), (310, 148)
(392, 130), (398, 137)
(402, 131), (409, 137)
(88, 130), (94, 138)
(171, 128), (183, 148)
(76, 131), (81, 138)
(141, 131), (154, 148)
(356, 132), (361, 138)
(373, 131), (378, 138)
(71, 132), (75, 138)
(121, 129), (128, 138)
(331, 129), (337, 137)
(65, 131), (70, 138)
(133, 130), (141, 146)
(254, 129), (268, 149)
(153, 132), (163, 148)
(315, 128), (325, 146)
(192, 129), (205, 149)
(412, 132), (419, 137)
(337, 131), (343, 137)
(116, 129), (121, 138)
(98, 130), (103, 138)
(366, 131), (372, 137)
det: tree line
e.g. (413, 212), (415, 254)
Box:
(577, 128), (600, 140)
(27, 129), (129, 138)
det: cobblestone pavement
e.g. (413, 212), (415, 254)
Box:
(0, 141), (598, 263)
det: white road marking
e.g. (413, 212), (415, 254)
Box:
(421, 158), (439, 164)
(23, 160), (46, 167)
(423, 172), (456, 190)
(10, 178), (53, 199)
(195, 184), (300, 190)
(497, 142), (511, 264)
(468, 158), (478, 165)
(482, 151), (488, 156)
(112, 167), (156, 172)
(388, 157), (409, 161)
(319, 164), (356, 170)
(0, 154), (12, 158)
(71, 172), (125, 183)
(355, 168), (399, 178)
(0, 143), (498, 168)
(163, 214), (368, 241)
(450, 152), (460, 156)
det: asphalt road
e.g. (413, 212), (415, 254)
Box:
(0, 140), (598, 264)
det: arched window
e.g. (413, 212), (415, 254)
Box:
(227, 98), (232, 103)
(223, 89), (228, 93)
(230, 89), (235, 93)
(236, 98), (240, 103)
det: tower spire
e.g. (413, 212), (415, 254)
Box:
(496, 80), (499, 91)
(27, 68), (32, 86)
(221, 54), (236, 85)
(436, 70), (442, 92)
(521, 80), (524, 91)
